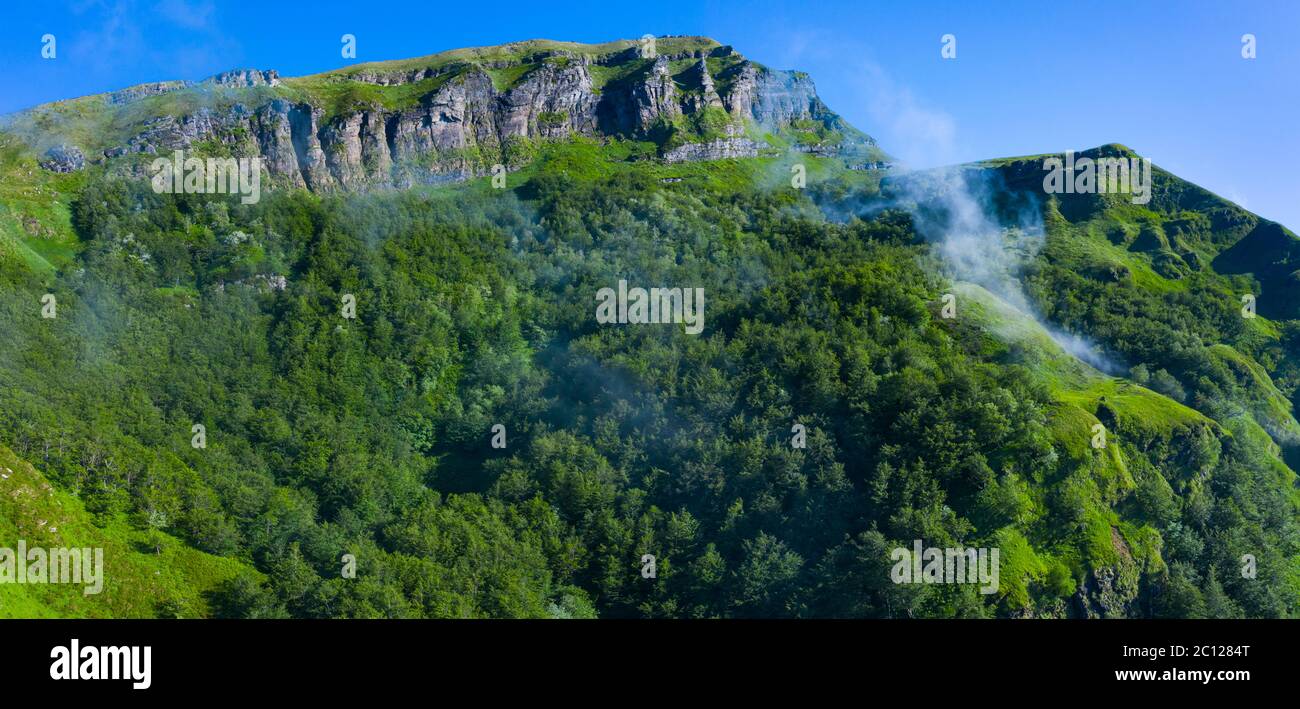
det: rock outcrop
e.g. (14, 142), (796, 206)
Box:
(11, 37), (884, 189)
(107, 80), (191, 105)
(39, 144), (85, 172)
(206, 69), (281, 88)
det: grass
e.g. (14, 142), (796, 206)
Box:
(0, 445), (257, 618)
(455, 136), (870, 197)
(948, 279), (1224, 587)
(323, 37), (723, 82)
(1057, 377), (1214, 439)
(1208, 343), (1300, 442)
(484, 64), (537, 93)
(279, 72), (459, 121)
(993, 527), (1050, 608)
(0, 132), (85, 274)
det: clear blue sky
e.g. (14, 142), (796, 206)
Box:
(2, 1), (1297, 228)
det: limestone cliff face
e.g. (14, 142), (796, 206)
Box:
(206, 69), (281, 88)
(11, 37), (881, 190)
(629, 56), (683, 132)
(684, 60), (724, 114)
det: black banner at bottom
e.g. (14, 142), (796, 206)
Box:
(0, 619), (1284, 696)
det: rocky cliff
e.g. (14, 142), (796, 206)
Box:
(2, 36), (886, 190)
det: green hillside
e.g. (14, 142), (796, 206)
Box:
(0, 50), (1297, 618)
(0, 445), (255, 617)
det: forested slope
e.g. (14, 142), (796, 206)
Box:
(1, 43), (1297, 618)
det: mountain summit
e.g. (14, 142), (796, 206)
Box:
(0, 35), (1296, 623)
(2, 36), (885, 190)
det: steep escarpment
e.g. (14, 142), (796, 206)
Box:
(0, 36), (886, 190)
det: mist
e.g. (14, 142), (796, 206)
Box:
(879, 165), (1122, 375)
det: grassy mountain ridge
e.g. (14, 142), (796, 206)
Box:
(0, 40), (1296, 618)
(0, 35), (885, 194)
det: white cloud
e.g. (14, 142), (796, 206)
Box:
(155, 0), (216, 30)
(768, 29), (958, 168)
(848, 62), (956, 168)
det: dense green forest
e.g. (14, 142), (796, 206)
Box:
(0, 138), (1297, 618)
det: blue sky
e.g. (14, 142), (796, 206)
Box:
(2, 0), (1297, 227)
